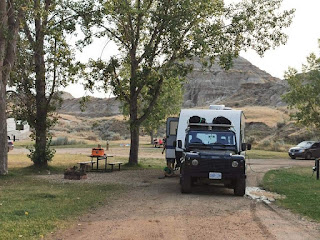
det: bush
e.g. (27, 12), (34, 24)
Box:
(51, 137), (85, 146)
(261, 140), (271, 148)
(111, 133), (121, 141)
(87, 135), (98, 141)
(276, 121), (286, 129)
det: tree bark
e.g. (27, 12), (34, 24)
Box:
(33, 9), (48, 167)
(0, 0), (21, 174)
(0, 75), (8, 175)
(150, 130), (154, 145)
(0, 0), (7, 175)
(129, 123), (140, 165)
(34, 47), (48, 167)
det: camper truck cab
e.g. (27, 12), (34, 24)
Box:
(170, 105), (250, 196)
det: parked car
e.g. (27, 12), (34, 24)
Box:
(153, 138), (164, 148)
(288, 141), (320, 159)
(8, 140), (14, 152)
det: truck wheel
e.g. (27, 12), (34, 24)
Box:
(181, 177), (191, 193)
(234, 178), (246, 196)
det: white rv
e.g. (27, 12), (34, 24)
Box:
(165, 105), (250, 195)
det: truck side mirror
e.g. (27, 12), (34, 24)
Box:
(177, 140), (182, 148)
(241, 143), (247, 151)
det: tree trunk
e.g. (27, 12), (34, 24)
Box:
(33, 23), (48, 167)
(128, 91), (140, 165)
(0, 0), (8, 174)
(0, 75), (8, 175)
(129, 123), (140, 165)
(150, 130), (154, 145)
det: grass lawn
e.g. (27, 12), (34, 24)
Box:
(0, 173), (122, 240)
(1, 146), (289, 239)
(247, 149), (288, 159)
(1, 153), (127, 240)
(263, 167), (320, 222)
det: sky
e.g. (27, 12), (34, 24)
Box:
(63, 0), (320, 98)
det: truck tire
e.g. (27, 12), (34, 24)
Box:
(234, 178), (246, 196)
(181, 176), (191, 193)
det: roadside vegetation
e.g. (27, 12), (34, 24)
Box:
(1, 140), (302, 239)
(263, 167), (320, 222)
(0, 169), (123, 240)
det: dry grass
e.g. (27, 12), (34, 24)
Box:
(239, 106), (290, 127)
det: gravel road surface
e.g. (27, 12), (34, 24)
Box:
(43, 158), (320, 240)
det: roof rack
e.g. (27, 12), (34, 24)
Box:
(188, 123), (234, 129)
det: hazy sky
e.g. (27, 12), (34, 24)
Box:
(64, 0), (320, 98)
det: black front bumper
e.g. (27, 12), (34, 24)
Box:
(288, 152), (305, 158)
(182, 158), (246, 181)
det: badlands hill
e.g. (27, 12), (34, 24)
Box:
(56, 57), (320, 147)
(58, 56), (287, 117)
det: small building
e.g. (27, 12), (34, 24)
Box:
(7, 118), (31, 140)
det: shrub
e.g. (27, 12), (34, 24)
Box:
(111, 133), (121, 141)
(276, 121), (286, 129)
(51, 137), (85, 146)
(87, 135), (98, 141)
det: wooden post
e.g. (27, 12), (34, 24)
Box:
(316, 159), (319, 180)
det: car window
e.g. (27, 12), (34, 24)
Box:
(312, 143), (320, 148)
(297, 141), (314, 148)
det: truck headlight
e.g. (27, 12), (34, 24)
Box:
(191, 159), (199, 166)
(232, 161), (238, 168)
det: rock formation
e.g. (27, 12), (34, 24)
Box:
(183, 56), (286, 107)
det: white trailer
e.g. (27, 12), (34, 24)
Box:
(176, 105), (246, 154)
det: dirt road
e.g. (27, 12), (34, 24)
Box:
(48, 159), (320, 240)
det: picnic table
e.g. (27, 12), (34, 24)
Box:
(78, 154), (122, 172)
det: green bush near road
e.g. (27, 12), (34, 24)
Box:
(263, 167), (320, 222)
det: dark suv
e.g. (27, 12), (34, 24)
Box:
(288, 141), (320, 159)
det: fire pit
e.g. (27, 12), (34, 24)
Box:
(64, 166), (87, 180)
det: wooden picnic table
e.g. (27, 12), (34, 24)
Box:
(78, 154), (123, 172)
(89, 154), (113, 171)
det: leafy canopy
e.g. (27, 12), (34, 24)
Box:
(283, 40), (320, 129)
(80, 0), (294, 120)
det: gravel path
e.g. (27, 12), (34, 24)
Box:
(44, 158), (320, 240)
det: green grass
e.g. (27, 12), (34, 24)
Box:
(0, 172), (123, 240)
(263, 167), (320, 222)
(246, 149), (288, 159)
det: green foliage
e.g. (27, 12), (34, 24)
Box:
(78, 0), (294, 164)
(0, 175), (122, 240)
(263, 167), (320, 222)
(283, 43), (320, 129)
(50, 137), (85, 146)
(9, 0), (84, 167)
(28, 137), (56, 166)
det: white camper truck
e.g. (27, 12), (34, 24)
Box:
(165, 105), (251, 195)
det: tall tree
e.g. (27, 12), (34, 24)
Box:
(10, 0), (80, 167)
(140, 75), (184, 144)
(0, 0), (24, 175)
(282, 41), (320, 129)
(79, 0), (294, 165)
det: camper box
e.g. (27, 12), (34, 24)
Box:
(176, 106), (245, 153)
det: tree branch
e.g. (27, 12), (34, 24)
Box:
(137, 76), (164, 124)
(111, 64), (130, 103)
(3, 1), (22, 84)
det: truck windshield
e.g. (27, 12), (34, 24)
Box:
(186, 130), (236, 147)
